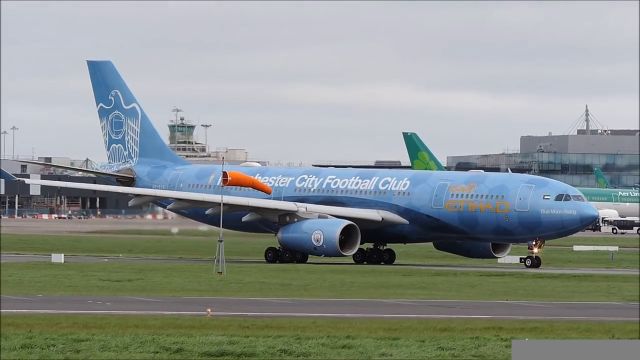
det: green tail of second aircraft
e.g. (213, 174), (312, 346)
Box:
(402, 132), (446, 171)
(594, 167), (610, 188)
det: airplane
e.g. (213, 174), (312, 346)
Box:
(9, 61), (598, 270)
(402, 132), (639, 218)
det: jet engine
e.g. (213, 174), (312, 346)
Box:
(432, 240), (512, 259)
(277, 218), (361, 257)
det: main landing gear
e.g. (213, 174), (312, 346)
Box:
(352, 244), (396, 265)
(264, 247), (309, 264)
(519, 239), (545, 269)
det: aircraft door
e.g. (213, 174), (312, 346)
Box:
(432, 182), (450, 208)
(515, 184), (535, 211)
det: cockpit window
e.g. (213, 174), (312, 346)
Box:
(555, 193), (573, 201)
(571, 195), (585, 202)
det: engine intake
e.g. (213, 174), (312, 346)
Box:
(433, 240), (512, 259)
(277, 218), (360, 257)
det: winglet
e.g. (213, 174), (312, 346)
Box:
(0, 168), (18, 181)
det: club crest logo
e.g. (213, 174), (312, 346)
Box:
(311, 230), (324, 247)
(97, 90), (141, 169)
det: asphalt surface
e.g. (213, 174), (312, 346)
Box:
(1, 295), (637, 321)
(2, 253), (638, 275)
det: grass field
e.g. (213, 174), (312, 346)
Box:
(1, 315), (638, 359)
(1, 232), (638, 269)
(2, 261), (638, 301)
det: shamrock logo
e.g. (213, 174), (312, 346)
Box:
(413, 151), (438, 170)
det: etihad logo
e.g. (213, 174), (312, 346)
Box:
(445, 200), (510, 213)
(97, 90), (141, 169)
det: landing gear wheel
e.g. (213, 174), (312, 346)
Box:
(279, 249), (295, 263)
(352, 248), (366, 264)
(382, 248), (396, 265)
(294, 252), (309, 264)
(366, 248), (383, 264)
(524, 256), (534, 269)
(534, 256), (542, 268)
(264, 247), (279, 264)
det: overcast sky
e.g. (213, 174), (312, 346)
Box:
(1, 1), (638, 165)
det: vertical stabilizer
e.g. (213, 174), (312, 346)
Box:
(87, 60), (187, 170)
(402, 132), (446, 171)
(594, 167), (610, 188)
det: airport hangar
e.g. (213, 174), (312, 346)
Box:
(1, 113), (638, 217)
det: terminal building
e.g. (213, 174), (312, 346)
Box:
(447, 109), (639, 188)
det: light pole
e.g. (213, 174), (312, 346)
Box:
(200, 124), (212, 154)
(10, 126), (18, 159)
(1, 130), (7, 159)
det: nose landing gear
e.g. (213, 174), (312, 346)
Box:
(519, 239), (544, 269)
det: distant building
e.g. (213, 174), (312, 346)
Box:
(447, 107), (639, 188)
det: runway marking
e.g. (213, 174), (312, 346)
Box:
(180, 296), (639, 306)
(379, 300), (420, 306)
(126, 296), (163, 302)
(1, 309), (636, 321)
(0, 295), (34, 301)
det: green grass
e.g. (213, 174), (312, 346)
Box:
(2, 233), (638, 269)
(1, 315), (638, 359)
(2, 262), (638, 301)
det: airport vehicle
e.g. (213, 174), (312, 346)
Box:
(600, 217), (640, 235)
(8, 61), (598, 268)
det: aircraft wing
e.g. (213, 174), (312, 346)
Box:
(16, 160), (135, 181)
(22, 178), (409, 225)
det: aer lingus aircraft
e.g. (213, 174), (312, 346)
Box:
(15, 61), (598, 269)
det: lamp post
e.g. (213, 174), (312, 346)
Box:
(1, 130), (8, 159)
(200, 124), (212, 154)
(10, 126), (18, 159)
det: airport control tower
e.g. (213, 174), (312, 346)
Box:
(167, 107), (208, 157)
(166, 108), (251, 164)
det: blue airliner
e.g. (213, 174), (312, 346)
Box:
(18, 61), (598, 268)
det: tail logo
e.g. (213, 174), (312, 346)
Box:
(97, 90), (141, 168)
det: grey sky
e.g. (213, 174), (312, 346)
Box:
(1, 1), (638, 164)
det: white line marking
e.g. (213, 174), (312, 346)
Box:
(0, 295), (34, 301)
(180, 297), (639, 306)
(126, 297), (163, 302)
(0, 309), (636, 321)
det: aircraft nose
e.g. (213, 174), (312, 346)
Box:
(580, 204), (599, 227)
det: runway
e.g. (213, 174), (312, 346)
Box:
(1, 295), (637, 321)
(2, 253), (638, 275)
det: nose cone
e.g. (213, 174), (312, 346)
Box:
(580, 203), (599, 228)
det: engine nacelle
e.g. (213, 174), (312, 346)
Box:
(277, 219), (360, 257)
(433, 240), (512, 259)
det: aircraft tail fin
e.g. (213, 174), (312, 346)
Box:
(402, 132), (446, 171)
(86, 61), (187, 170)
(594, 167), (610, 188)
